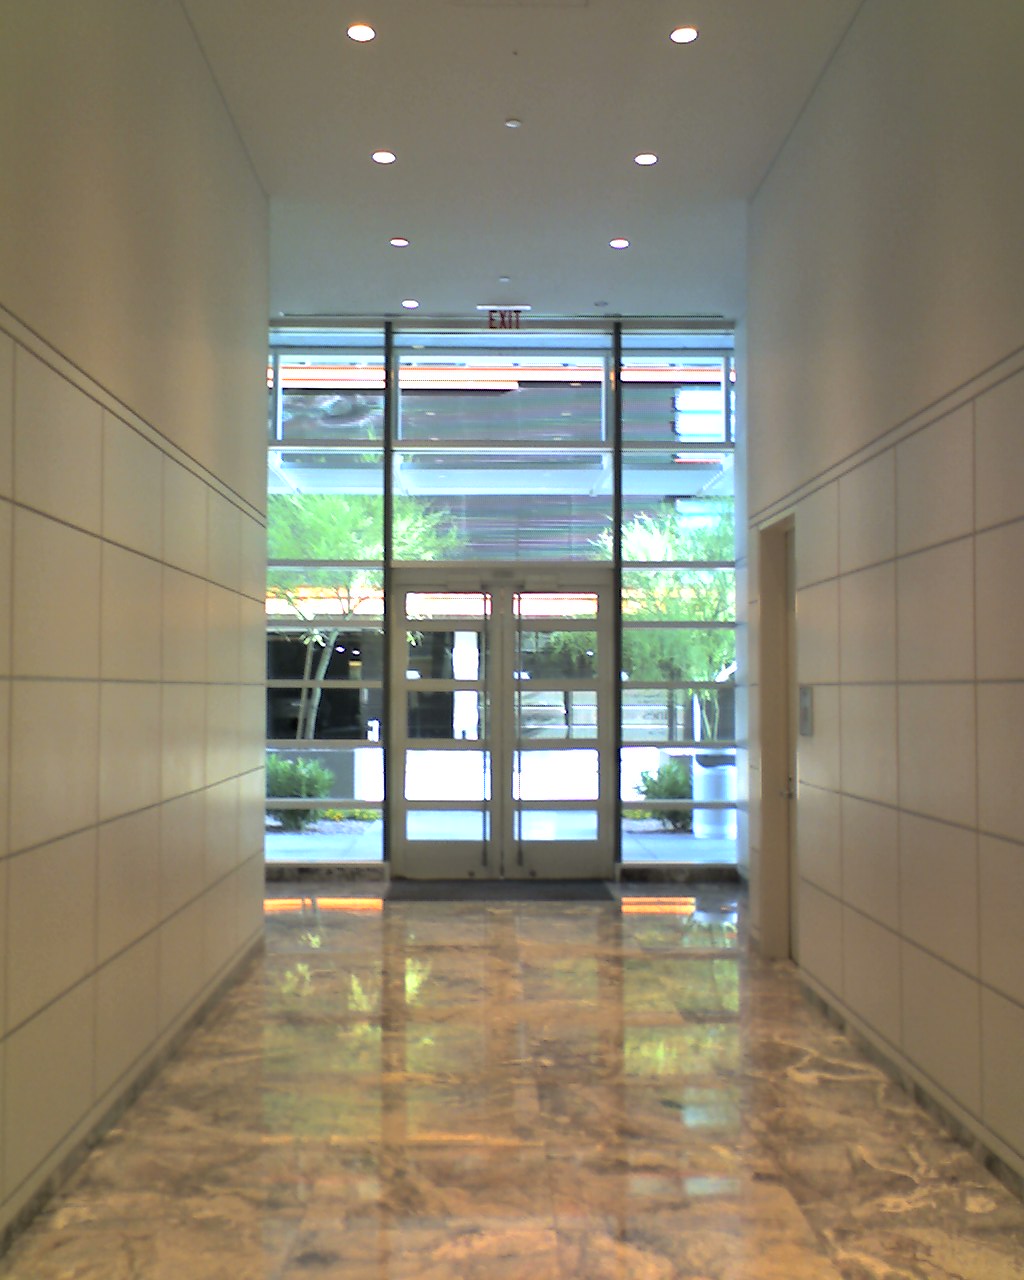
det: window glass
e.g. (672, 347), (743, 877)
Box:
(267, 629), (383, 681)
(621, 625), (736, 682)
(405, 750), (490, 801)
(264, 817), (384, 865)
(406, 811), (489, 841)
(266, 568), (384, 625)
(407, 691), (489, 741)
(406, 629), (485, 679)
(271, 354), (385, 442)
(621, 685), (736, 744)
(515, 811), (598, 841)
(267, 687), (384, 741)
(393, 451), (613, 561)
(514, 749), (599, 801)
(622, 570), (735, 623)
(621, 458), (734, 555)
(516, 690), (597, 739)
(621, 356), (727, 443)
(266, 746), (384, 804)
(515, 630), (598, 678)
(397, 353), (606, 444)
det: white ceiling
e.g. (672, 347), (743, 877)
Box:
(182, 0), (861, 321)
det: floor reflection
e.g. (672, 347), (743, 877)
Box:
(2, 885), (1022, 1279)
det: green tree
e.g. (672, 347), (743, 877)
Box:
(267, 492), (455, 738)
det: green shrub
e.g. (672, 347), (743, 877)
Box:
(321, 807), (380, 823)
(636, 758), (693, 832)
(266, 755), (333, 831)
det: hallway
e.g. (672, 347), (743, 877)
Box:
(1, 884), (1021, 1279)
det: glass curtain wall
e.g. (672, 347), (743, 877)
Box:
(265, 323), (736, 868)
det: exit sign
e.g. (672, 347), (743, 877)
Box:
(487, 307), (526, 329)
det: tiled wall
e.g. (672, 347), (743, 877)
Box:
(748, 357), (1024, 1179)
(743, 0), (1024, 1182)
(0, 321), (267, 1232)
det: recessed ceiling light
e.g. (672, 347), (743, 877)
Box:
(498, 275), (511, 284)
(609, 238), (630, 250)
(634, 153), (658, 166)
(401, 299), (420, 309)
(670, 25), (699, 44)
(372, 150), (396, 164)
(390, 236), (410, 247)
(347, 22), (376, 42)
(505, 117), (523, 129)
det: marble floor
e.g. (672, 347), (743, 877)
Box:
(2, 883), (1023, 1279)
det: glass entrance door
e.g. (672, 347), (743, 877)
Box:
(388, 567), (616, 879)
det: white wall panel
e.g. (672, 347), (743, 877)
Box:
(9, 680), (99, 852)
(839, 563), (895, 683)
(839, 685), (897, 806)
(0, 334), (12, 499)
(795, 783), (841, 895)
(840, 795), (898, 929)
(0, 501), (9, 676)
(898, 685), (976, 828)
(895, 409), (973, 557)
(842, 908), (901, 1046)
(13, 350), (102, 535)
(976, 684), (1024, 844)
(981, 989), (1024, 1161)
(896, 541), (974, 682)
(975, 369), (1024, 531)
(97, 808), (161, 965)
(101, 545), (163, 682)
(6, 831), (96, 1029)
(795, 581), (838, 684)
(902, 943), (981, 1114)
(12, 509), (101, 679)
(102, 414), (162, 560)
(898, 812), (978, 977)
(975, 520), (1024, 680)
(838, 451), (895, 573)
(978, 835), (1024, 1007)
(794, 485), (838, 588)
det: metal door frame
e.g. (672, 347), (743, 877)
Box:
(387, 562), (616, 879)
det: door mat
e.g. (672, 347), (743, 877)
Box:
(387, 879), (613, 902)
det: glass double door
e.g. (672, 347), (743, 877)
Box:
(388, 567), (616, 879)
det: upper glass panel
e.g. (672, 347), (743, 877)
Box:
(266, 567), (385, 625)
(619, 494), (734, 569)
(621, 625), (736, 683)
(516, 592), (599, 620)
(619, 448), (732, 512)
(392, 451), (613, 560)
(404, 592), (491, 622)
(271, 354), (385, 443)
(268, 449), (385, 505)
(621, 356), (728, 444)
(622, 569), (736, 623)
(398, 353), (606, 445)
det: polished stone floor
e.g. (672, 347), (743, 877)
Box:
(2, 883), (1023, 1279)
